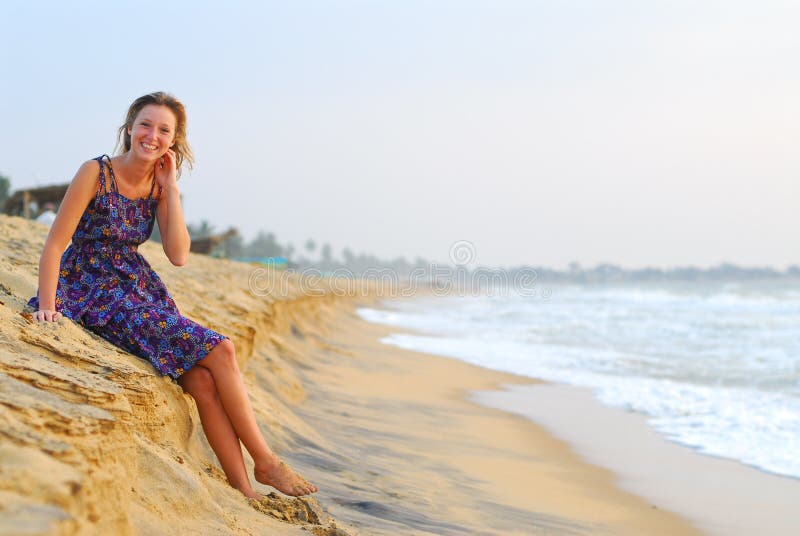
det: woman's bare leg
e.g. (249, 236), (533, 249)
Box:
(178, 366), (259, 498)
(197, 338), (318, 496)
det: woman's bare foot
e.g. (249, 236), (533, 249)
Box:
(255, 459), (318, 496)
(241, 488), (261, 499)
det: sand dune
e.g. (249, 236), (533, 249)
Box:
(1, 214), (355, 535)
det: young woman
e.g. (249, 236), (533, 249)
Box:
(28, 92), (317, 499)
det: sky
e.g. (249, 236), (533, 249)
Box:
(1, 0), (798, 269)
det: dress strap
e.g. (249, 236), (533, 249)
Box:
(95, 155), (106, 195)
(95, 155), (108, 197)
(95, 155), (119, 196)
(147, 176), (162, 201)
(101, 155), (120, 195)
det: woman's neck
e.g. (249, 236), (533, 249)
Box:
(117, 151), (155, 187)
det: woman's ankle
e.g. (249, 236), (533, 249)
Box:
(228, 479), (258, 498)
(253, 453), (282, 473)
(237, 486), (259, 499)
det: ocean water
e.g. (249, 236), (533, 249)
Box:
(357, 281), (800, 479)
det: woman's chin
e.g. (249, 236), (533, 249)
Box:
(131, 149), (163, 162)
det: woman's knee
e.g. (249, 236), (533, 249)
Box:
(204, 338), (238, 371)
(180, 366), (217, 402)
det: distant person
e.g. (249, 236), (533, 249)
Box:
(26, 92), (317, 501)
(35, 202), (57, 227)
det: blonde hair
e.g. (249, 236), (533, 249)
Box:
(116, 92), (194, 178)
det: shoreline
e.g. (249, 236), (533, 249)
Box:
(357, 294), (800, 535)
(294, 297), (703, 535)
(473, 382), (800, 536)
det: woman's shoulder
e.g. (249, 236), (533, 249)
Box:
(45, 158), (105, 236)
(76, 157), (104, 175)
(65, 158), (105, 197)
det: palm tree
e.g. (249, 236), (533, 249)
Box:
(321, 243), (333, 263)
(187, 219), (216, 239)
(247, 231), (283, 257)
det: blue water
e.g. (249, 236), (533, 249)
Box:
(357, 281), (800, 479)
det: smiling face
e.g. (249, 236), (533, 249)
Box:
(117, 92), (194, 177)
(127, 104), (177, 162)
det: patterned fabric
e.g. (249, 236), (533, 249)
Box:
(28, 155), (227, 379)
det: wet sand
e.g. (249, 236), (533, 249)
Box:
(289, 300), (703, 535)
(475, 383), (800, 536)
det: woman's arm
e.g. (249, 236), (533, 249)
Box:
(34, 160), (100, 322)
(154, 149), (190, 266)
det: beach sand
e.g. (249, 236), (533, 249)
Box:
(293, 303), (705, 536)
(2, 213), (702, 535)
(475, 383), (800, 536)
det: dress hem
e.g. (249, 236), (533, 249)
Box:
(171, 335), (230, 381)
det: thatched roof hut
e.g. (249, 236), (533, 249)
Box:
(3, 183), (69, 218)
(190, 228), (239, 255)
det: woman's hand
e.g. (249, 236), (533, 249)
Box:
(34, 309), (62, 323)
(154, 149), (179, 191)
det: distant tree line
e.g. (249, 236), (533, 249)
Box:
(3, 169), (795, 284)
(505, 262), (800, 284)
(175, 219), (431, 277)
(173, 219), (800, 283)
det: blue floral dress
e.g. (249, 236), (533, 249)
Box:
(28, 155), (228, 379)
